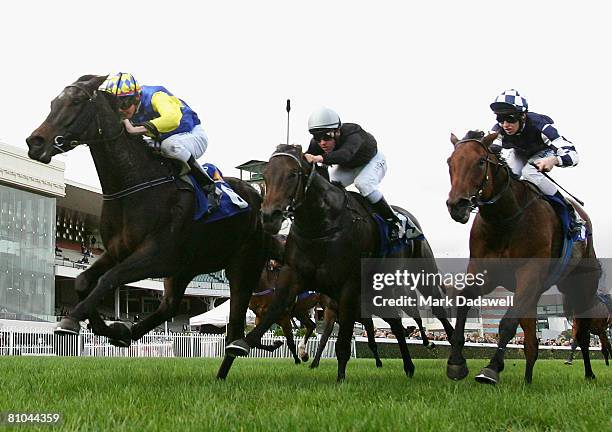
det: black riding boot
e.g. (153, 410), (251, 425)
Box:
(187, 156), (220, 211)
(372, 197), (402, 241)
(554, 191), (581, 236)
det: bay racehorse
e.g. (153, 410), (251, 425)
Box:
(252, 259), (384, 368)
(26, 75), (276, 378)
(565, 295), (611, 365)
(225, 144), (454, 381)
(446, 131), (601, 384)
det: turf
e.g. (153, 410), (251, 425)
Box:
(0, 357), (609, 431)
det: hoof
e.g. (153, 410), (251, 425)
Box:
(564, 360), (573, 365)
(108, 322), (132, 348)
(427, 341), (436, 350)
(294, 358), (302, 365)
(375, 360), (383, 368)
(405, 364), (415, 378)
(226, 339), (251, 357)
(475, 367), (499, 385)
(55, 317), (81, 335)
(585, 373), (596, 381)
(300, 353), (310, 363)
(309, 361), (320, 369)
(447, 362), (469, 380)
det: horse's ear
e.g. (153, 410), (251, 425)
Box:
(79, 75), (108, 91)
(450, 133), (459, 146)
(291, 144), (303, 154)
(482, 132), (499, 149)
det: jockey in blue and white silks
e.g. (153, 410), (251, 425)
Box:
(489, 89), (582, 234)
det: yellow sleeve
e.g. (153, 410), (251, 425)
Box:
(149, 91), (184, 134)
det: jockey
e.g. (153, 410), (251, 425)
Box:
(303, 107), (404, 241)
(99, 72), (216, 194)
(489, 89), (582, 235)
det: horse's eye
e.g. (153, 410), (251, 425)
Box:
(288, 171), (298, 179)
(478, 158), (486, 167)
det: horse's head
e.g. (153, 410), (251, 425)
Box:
(26, 75), (111, 163)
(261, 144), (311, 233)
(446, 131), (500, 223)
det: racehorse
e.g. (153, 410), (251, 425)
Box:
(225, 144), (454, 381)
(251, 259), (384, 368)
(26, 75), (276, 378)
(446, 131), (601, 384)
(565, 297), (611, 366)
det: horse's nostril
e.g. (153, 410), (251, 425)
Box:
(26, 135), (45, 148)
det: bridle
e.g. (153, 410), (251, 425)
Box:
(52, 84), (124, 154)
(455, 138), (540, 223)
(455, 139), (512, 211)
(268, 151), (317, 220)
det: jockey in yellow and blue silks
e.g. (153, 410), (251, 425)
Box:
(99, 72), (214, 190)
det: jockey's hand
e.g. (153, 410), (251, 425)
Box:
(122, 119), (147, 135)
(534, 156), (559, 173)
(304, 153), (324, 164)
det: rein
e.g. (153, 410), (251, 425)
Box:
(456, 138), (540, 223)
(58, 83), (175, 201)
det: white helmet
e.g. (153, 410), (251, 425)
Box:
(308, 107), (341, 132)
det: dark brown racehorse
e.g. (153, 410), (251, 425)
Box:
(251, 259), (384, 367)
(26, 75), (276, 379)
(446, 131), (601, 384)
(225, 144), (454, 381)
(565, 296), (611, 365)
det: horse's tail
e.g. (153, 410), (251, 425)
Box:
(563, 258), (603, 319)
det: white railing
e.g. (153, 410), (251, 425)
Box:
(0, 327), (355, 359)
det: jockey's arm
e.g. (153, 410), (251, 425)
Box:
(142, 92), (184, 138)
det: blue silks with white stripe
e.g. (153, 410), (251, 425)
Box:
(374, 214), (424, 257)
(190, 163), (250, 223)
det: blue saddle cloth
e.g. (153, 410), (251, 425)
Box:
(189, 163), (250, 223)
(296, 291), (317, 302)
(374, 214), (425, 257)
(541, 194), (587, 287)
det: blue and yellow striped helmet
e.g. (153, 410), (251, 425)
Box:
(99, 72), (141, 97)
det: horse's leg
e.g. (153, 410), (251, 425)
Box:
(601, 332), (611, 366)
(361, 317), (383, 368)
(447, 303), (471, 380)
(565, 322), (578, 364)
(279, 315), (301, 364)
(415, 284), (455, 342)
(415, 315), (434, 349)
(575, 317), (596, 379)
(66, 244), (175, 343)
(227, 266), (300, 357)
(520, 317), (539, 384)
(475, 283), (540, 385)
(130, 274), (191, 340)
(310, 307), (335, 369)
(383, 316), (415, 378)
(217, 246), (268, 379)
(55, 253), (116, 335)
(297, 314), (316, 362)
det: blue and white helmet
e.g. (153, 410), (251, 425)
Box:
(490, 89), (528, 114)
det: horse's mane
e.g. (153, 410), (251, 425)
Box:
(462, 130), (485, 141)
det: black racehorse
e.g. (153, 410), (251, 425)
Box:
(224, 144), (454, 381)
(26, 75), (276, 378)
(446, 131), (600, 384)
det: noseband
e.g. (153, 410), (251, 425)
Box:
(268, 151), (317, 220)
(53, 84), (123, 153)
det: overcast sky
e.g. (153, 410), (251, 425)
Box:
(1, 1), (610, 258)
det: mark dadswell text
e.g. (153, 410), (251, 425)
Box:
(372, 295), (514, 308)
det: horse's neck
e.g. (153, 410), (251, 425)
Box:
(478, 167), (528, 224)
(88, 135), (170, 195)
(293, 174), (346, 235)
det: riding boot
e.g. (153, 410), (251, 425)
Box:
(554, 191), (582, 236)
(372, 197), (404, 241)
(187, 156), (220, 212)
